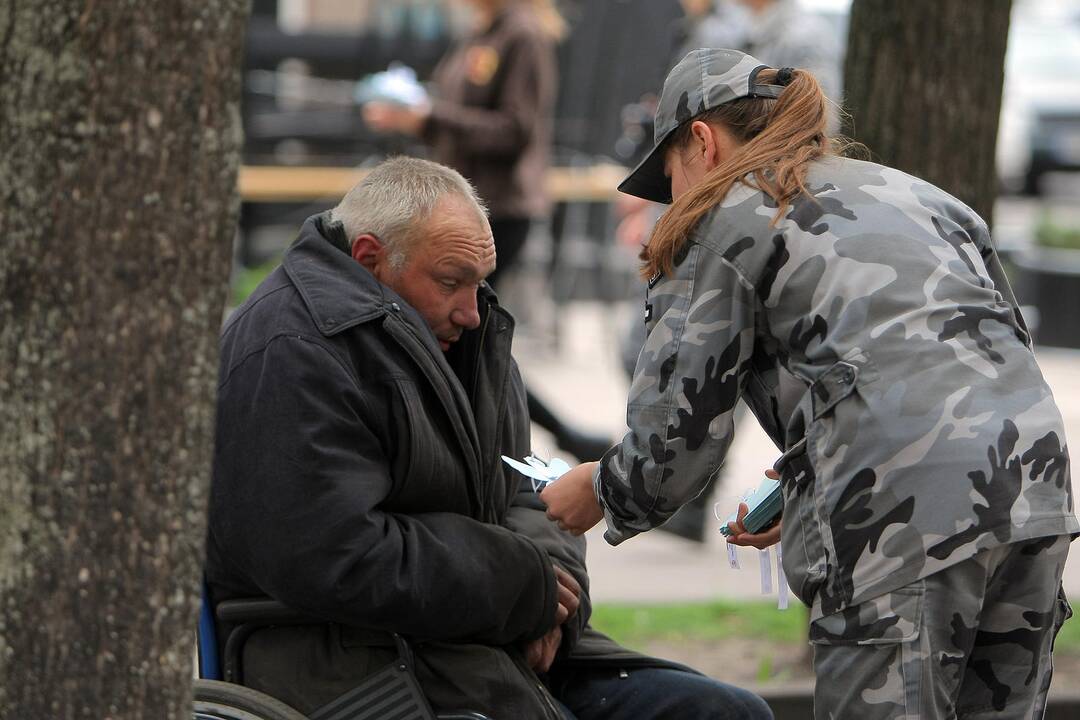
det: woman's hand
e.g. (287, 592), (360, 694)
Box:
(539, 461), (602, 535)
(362, 101), (430, 137)
(725, 467), (782, 549)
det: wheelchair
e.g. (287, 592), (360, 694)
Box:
(194, 586), (492, 720)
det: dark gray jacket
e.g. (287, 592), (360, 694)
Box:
(207, 213), (656, 718)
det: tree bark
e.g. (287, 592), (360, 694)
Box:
(0, 1), (249, 716)
(842, 0), (1012, 224)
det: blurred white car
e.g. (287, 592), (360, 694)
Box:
(997, 3), (1080, 194)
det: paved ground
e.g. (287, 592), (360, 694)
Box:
(511, 300), (1080, 605)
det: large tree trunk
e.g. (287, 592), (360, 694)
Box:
(0, 1), (249, 716)
(842, 0), (1012, 224)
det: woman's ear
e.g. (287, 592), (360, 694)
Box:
(689, 120), (715, 165)
(697, 121), (741, 171)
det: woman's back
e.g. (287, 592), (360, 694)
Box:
(691, 155), (1072, 614)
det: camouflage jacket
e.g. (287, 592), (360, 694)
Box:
(598, 156), (1076, 617)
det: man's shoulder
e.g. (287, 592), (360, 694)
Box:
(218, 266), (329, 375)
(222, 266), (303, 342)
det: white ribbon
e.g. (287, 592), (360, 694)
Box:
(759, 548), (773, 594)
(726, 542), (740, 570)
(776, 543), (789, 610)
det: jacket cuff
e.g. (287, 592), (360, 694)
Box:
(524, 541), (558, 643)
(594, 448), (642, 546)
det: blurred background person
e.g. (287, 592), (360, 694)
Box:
(674, 0), (751, 59)
(730, 0), (841, 109)
(363, 0), (563, 290)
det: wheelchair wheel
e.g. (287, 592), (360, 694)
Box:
(193, 679), (308, 720)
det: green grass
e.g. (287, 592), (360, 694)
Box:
(590, 600), (808, 647)
(1056, 603), (1080, 653)
(1035, 215), (1080, 251)
(232, 259), (281, 306)
(590, 598), (1080, 655)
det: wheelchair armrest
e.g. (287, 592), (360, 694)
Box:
(215, 598), (314, 626)
(214, 598), (325, 684)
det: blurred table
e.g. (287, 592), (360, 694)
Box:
(238, 163), (628, 203)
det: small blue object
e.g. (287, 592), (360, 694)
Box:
(354, 63), (429, 107)
(719, 478), (782, 536)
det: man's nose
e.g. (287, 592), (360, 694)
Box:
(450, 291), (481, 330)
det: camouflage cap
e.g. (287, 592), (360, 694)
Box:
(618, 48), (783, 204)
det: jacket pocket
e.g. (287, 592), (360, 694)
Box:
(776, 438), (827, 607)
(809, 584), (924, 646)
(411, 642), (562, 720)
(389, 378), (439, 493)
(810, 360), (859, 421)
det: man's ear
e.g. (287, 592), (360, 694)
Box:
(351, 233), (384, 273)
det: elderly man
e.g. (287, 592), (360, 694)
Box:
(206, 157), (772, 720)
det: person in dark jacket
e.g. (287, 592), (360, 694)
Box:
(206, 156), (773, 720)
(363, 0), (561, 288)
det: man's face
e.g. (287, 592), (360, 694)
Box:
(380, 194), (496, 351)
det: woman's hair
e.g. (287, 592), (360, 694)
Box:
(642, 68), (854, 279)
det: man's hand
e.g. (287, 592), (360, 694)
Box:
(529, 565), (579, 673)
(725, 468), (782, 549)
(523, 625), (562, 673)
(540, 462), (603, 536)
(553, 565), (581, 625)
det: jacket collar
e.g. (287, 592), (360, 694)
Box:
(283, 212), (400, 336)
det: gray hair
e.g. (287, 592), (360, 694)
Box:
(330, 157), (488, 272)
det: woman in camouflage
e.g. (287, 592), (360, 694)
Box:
(542, 48), (1076, 719)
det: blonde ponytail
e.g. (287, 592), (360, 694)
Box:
(642, 68), (852, 279)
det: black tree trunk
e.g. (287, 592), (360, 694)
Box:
(0, 1), (249, 716)
(842, 0), (1012, 224)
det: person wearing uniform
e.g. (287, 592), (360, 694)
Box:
(541, 48), (1076, 719)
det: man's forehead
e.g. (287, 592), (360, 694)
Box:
(415, 213), (493, 266)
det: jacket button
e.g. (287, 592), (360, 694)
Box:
(842, 368), (855, 383)
(390, 302), (400, 312)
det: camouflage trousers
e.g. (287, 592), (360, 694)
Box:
(810, 534), (1072, 719)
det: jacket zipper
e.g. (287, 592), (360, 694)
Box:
(385, 312), (483, 491)
(470, 308), (492, 407)
(508, 649), (563, 720)
(471, 309), (494, 522)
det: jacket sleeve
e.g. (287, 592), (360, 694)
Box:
(504, 479), (592, 653)
(596, 242), (758, 545)
(423, 31), (555, 158)
(499, 362), (592, 654)
(210, 335), (557, 646)
(970, 218), (1033, 349)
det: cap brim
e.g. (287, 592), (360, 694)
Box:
(618, 140), (672, 204)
